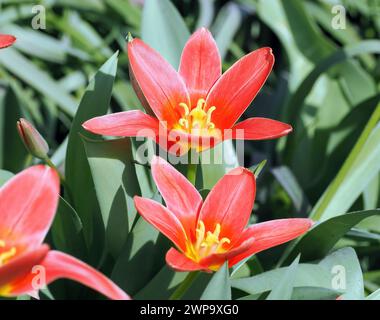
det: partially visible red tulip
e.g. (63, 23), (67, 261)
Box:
(83, 28), (292, 155)
(134, 156), (312, 272)
(0, 34), (16, 49)
(0, 165), (130, 300)
(17, 118), (49, 160)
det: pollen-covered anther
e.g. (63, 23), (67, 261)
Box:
(189, 221), (231, 261)
(0, 240), (17, 266)
(176, 99), (216, 133)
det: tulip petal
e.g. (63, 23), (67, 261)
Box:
(0, 165), (60, 248)
(0, 34), (16, 49)
(229, 117), (293, 140)
(0, 245), (49, 289)
(134, 196), (188, 252)
(179, 28), (221, 104)
(82, 110), (159, 138)
(198, 167), (255, 243)
(206, 47), (274, 129)
(228, 218), (313, 267)
(8, 251), (130, 300)
(128, 38), (190, 126)
(166, 248), (204, 272)
(151, 156), (202, 237)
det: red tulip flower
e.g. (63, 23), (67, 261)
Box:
(0, 165), (129, 300)
(83, 28), (292, 155)
(134, 156), (312, 272)
(0, 34), (16, 49)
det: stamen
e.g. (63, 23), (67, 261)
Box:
(196, 98), (206, 110)
(0, 240), (17, 266)
(179, 102), (190, 116)
(195, 221), (205, 251)
(175, 99), (217, 133)
(179, 118), (189, 129)
(188, 221), (231, 262)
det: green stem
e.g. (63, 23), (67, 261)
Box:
(187, 152), (199, 185)
(169, 271), (199, 300)
(187, 162), (197, 185)
(23, 154), (33, 168)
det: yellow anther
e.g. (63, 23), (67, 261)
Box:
(179, 118), (189, 129)
(0, 240), (17, 266)
(175, 99), (217, 133)
(206, 106), (216, 124)
(196, 98), (206, 109)
(188, 221), (231, 262)
(179, 102), (190, 116)
(195, 220), (205, 251)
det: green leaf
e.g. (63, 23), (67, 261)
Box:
(319, 247), (364, 300)
(366, 288), (380, 300)
(83, 137), (141, 258)
(290, 287), (340, 300)
(363, 175), (379, 210)
(311, 110), (380, 221)
(196, 0), (215, 29)
(0, 169), (13, 186)
(201, 263), (231, 300)
(266, 255), (300, 300)
(141, 0), (190, 69)
(111, 218), (169, 295)
(232, 263), (332, 296)
(200, 141), (239, 189)
(250, 159), (267, 178)
(0, 85), (28, 172)
(272, 166), (310, 214)
(281, 209), (380, 264)
(65, 52), (118, 260)
(50, 197), (86, 259)
(211, 2), (242, 59)
(135, 265), (186, 300)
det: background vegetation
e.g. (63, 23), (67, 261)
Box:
(1, 0), (380, 299)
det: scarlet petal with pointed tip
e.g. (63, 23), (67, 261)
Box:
(179, 28), (221, 104)
(82, 110), (159, 138)
(128, 38), (189, 126)
(230, 117), (293, 140)
(134, 196), (188, 252)
(0, 34), (16, 49)
(206, 47), (274, 129)
(151, 156), (202, 237)
(8, 251), (130, 300)
(0, 165), (59, 249)
(228, 218), (313, 266)
(198, 167), (255, 244)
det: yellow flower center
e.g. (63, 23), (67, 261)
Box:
(0, 240), (17, 266)
(174, 98), (217, 135)
(186, 220), (230, 263)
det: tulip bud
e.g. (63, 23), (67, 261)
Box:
(17, 118), (49, 160)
